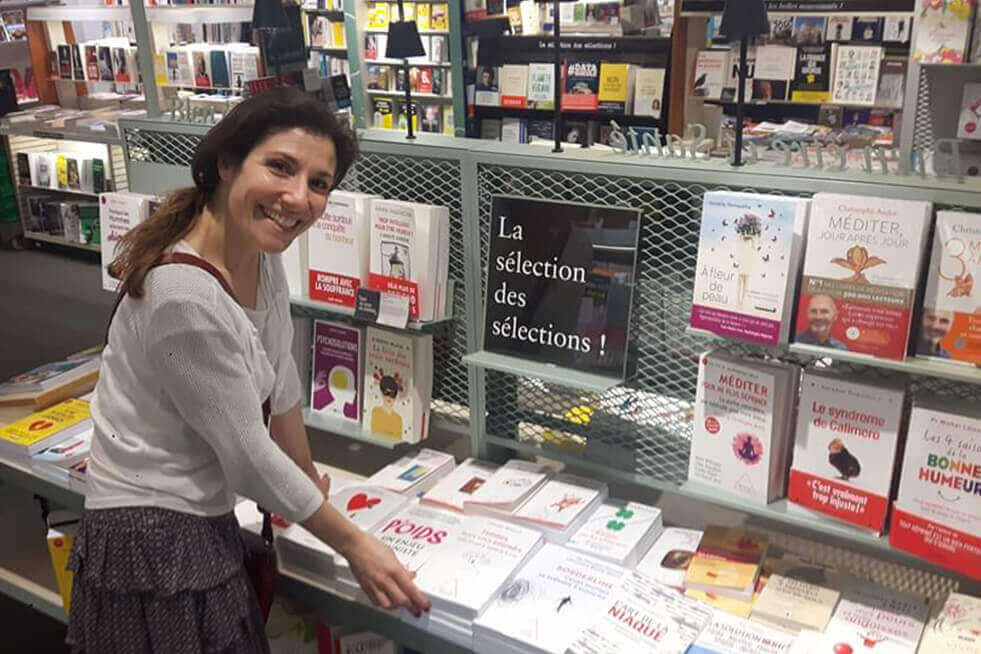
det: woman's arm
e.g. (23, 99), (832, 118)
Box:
(269, 402), (329, 495)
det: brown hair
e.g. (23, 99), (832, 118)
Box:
(110, 86), (357, 298)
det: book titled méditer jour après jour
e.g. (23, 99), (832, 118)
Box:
(794, 193), (931, 360)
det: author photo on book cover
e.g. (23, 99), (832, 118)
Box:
(796, 293), (846, 349)
(66, 87), (429, 654)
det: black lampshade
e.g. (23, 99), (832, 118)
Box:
(719, 0), (769, 39)
(252, 0), (289, 30)
(386, 21), (425, 59)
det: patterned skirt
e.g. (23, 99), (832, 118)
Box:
(66, 506), (270, 654)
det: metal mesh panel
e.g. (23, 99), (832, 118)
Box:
(911, 66), (935, 153)
(477, 163), (981, 487)
(124, 128), (202, 167)
(339, 151), (470, 428)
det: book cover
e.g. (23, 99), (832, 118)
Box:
(70, 44), (84, 80)
(918, 211), (981, 363)
(99, 192), (155, 292)
(684, 526), (768, 599)
(364, 33), (387, 61)
(463, 459), (552, 512)
(310, 320), (363, 422)
(84, 45), (99, 81)
(918, 593), (981, 653)
(689, 351), (798, 504)
(562, 59), (600, 111)
(431, 4), (448, 30)
(373, 503), (465, 573)
(229, 49), (258, 89)
(566, 569), (714, 654)
(366, 65), (389, 90)
(367, 2), (389, 29)
(46, 523), (77, 613)
(566, 501), (662, 567)
(475, 65), (500, 106)
(527, 62), (555, 110)
(825, 16), (853, 42)
(689, 611), (796, 654)
(831, 45), (881, 106)
(692, 49), (729, 100)
(824, 581), (928, 653)
(0, 358), (99, 397)
(473, 544), (629, 654)
(852, 17), (884, 42)
(112, 47), (131, 83)
(632, 68), (664, 117)
(794, 193), (931, 360)
(791, 46), (830, 103)
(890, 399), (981, 577)
(421, 458), (499, 512)
(56, 155), (67, 190)
(0, 398), (90, 456)
(598, 63), (633, 112)
(362, 328), (432, 443)
(883, 16), (911, 43)
(788, 370), (905, 533)
(874, 59), (907, 109)
(328, 485), (409, 533)
(58, 45), (72, 80)
(97, 46), (114, 81)
(752, 573), (841, 633)
(209, 50), (229, 88)
(368, 199), (449, 322)
(365, 448), (456, 494)
(792, 16), (826, 46)
(913, 1), (973, 62)
(412, 516), (544, 619)
(635, 527), (703, 588)
(500, 117), (525, 143)
(330, 21), (346, 48)
(420, 104), (440, 133)
(415, 2), (430, 30)
(512, 473), (607, 530)
(958, 83), (981, 139)
(372, 98), (393, 128)
(309, 190), (377, 308)
(753, 45), (796, 101)
(500, 64), (529, 108)
(690, 191), (810, 346)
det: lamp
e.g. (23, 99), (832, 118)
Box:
(719, 0), (769, 166)
(253, 0), (289, 85)
(387, 5), (426, 139)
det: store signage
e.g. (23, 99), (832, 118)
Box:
(483, 195), (641, 380)
(680, 0), (914, 14)
(167, 95), (233, 125)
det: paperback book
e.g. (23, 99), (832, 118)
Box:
(831, 45), (881, 106)
(527, 63), (555, 110)
(684, 526), (769, 601)
(851, 17), (883, 42)
(310, 320), (363, 423)
(692, 49), (729, 100)
(794, 193), (931, 360)
(689, 350), (800, 504)
(689, 610), (796, 654)
(913, 1), (974, 63)
(420, 457), (499, 512)
(917, 592), (981, 653)
(472, 543), (629, 654)
(958, 83), (981, 139)
(890, 397), (981, 579)
(753, 45), (796, 101)
(309, 190), (378, 308)
(364, 448), (456, 495)
(99, 192), (156, 292)
(373, 503), (466, 574)
(562, 59), (600, 111)
(791, 46), (830, 103)
(566, 500), (663, 568)
(751, 572), (841, 633)
(826, 16), (853, 42)
(632, 68), (665, 118)
(787, 369), (906, 534)
(510, 474), (608, 542)
(368, 199), (450, 322)
(329, 485), (409, 533)
(475, 65), (501, 106)
(597, 63), (633, 112)
(462, 459), (553, 514)
(500, 64), (529, 108)
(566, 569), (714, 654)
(689, 191), (810, 347)
(635, 527), (703, 588)
(362, 327), (433, 443)
(823, 580), (929, 653)
(875, 60), (907, 109)
(0, 398), (91, 457)
(0, 357), (99, 400)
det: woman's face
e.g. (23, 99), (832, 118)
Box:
(219, 127), (337, 253)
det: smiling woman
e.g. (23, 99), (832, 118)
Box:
(68, 88), (431, 654)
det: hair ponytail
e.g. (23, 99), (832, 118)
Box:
(109, 86), (357, 298)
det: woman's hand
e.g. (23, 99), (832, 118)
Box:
(340, 531), (431, 617)
(313, 472), (330, 498)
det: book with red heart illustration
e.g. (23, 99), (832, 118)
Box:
(566, 500), (663, 568)
(823, 579), (929, 653)
(683, 525), (769, 601)
(420, 457), (500, 512)
(329, 485), (409, 533)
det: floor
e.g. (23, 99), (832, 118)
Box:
(0, 241), (472, 652)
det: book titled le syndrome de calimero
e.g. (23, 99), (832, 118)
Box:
(794, 193), (931, 360)
(362, 327), (433, 443)
(369, 199), (450, 322)
(787, 368), (906, 534)
(889, 397), (981, 579)
(690, 191), (810, 347)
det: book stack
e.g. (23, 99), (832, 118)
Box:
(308, 191), (379, 308)
(420, 458), (500, 512)
(368, 199), (450, 323)
(31, 425), (92, 485)
(689, 350), (801, 505)
(918, 210), (981, 364)
(565, 500), (663, 567)
(472, 543), (630, 654)
(788, 369), (906, 534)
(462, 459), (554, 515)
(100, 192), (156, 292)
(362, 327), (433, 443)
(689, 610), (796, 654)
(0, 398), (92, 457)
(310, 320), (364, 424)
(364, 448), (456, 495)
(566, 569), (714, 653)
(635, 526), (703, 588)
(823, 580), (929, 652)
(502, 474), (607, 543)
(405, 516), (545, 646)
(751, 571), (841, 634)
(0, 355), (100, 410)
(684, 526), (769, 602)
(794, 193), (931, 361)
(918, 592), (981, 653)
(690, 191), (810, 347)
(371, 502), (467, 579)
(890, 397), (981, 578)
